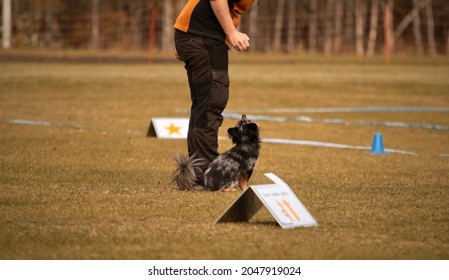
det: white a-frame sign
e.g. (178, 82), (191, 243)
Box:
(147, 118), (189, 139)
(215, 173), (318, 229)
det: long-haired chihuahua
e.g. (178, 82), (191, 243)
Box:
(173, 115), (260, 192)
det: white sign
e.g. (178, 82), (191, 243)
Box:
(147, 118), (189, 139)
(215, 173), (318, 229)
(253, 173), (318, 228)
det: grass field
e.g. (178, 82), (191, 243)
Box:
(1, 55), (449, 260)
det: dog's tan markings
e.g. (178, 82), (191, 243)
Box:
(241, 172), (250, 190)
(221, 187), (238, 192)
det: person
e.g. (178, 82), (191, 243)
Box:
(174, 0), (257, 185)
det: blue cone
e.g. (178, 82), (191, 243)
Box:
(371, 133), (385, 154)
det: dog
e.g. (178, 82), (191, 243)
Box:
(172, 114), (260, 192)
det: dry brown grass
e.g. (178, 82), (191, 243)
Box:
(1, 57), (448, 259)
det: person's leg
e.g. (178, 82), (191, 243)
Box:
(175, 35), (229, 179)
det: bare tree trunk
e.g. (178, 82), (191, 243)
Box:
(162, 0), (174, 52)
(425, 0), (437, 56)
(309, 0), (318, 54)
(129, 2), (144, 50)
(324, 0), (333, 55)
(388, 0), (395, 54)
(248, 1), (258, 52)
(261, 1), (272, 52)
(412, 0), (424, 55)
(344, 0), (355, 53)
(148, 6), (158, 63)
(273, 0), (285, 52)
(2, 0), (12, 49)
(384, 2), (392, 63)
(286, 0), (296, 53)
(92, 0), (100, 49)
(367, 0), (379, 57)
(44, 0), (51, 47)
(394, 0), (425, 42)
(333, 0), (343, 54)
(354, 0), (366, 56)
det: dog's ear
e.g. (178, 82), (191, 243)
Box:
(227, 127), (240, 144)
(247, 123), (258, 131)
(227, 127), (237, 135)
(246, 123), (260, 142)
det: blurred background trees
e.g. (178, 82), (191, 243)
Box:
(2, 0), (449, 56)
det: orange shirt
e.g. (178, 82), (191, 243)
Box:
(174, 0), (256, 41)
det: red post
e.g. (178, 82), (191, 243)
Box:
(148, 6), (158, 63)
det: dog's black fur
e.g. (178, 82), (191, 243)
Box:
(172, 115), (261, 191)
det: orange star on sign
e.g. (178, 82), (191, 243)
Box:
(165, 123), (182, 135)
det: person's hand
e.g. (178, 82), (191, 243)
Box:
(227, 30), (250, 51)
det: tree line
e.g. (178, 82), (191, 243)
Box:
(2, 0), (449, 56)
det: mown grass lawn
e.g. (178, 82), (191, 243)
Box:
(1, 57), (448, 259)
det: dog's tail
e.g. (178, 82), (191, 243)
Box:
(172, 154), (207, 191)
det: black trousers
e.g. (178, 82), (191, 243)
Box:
(175, 31), (230, 176)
